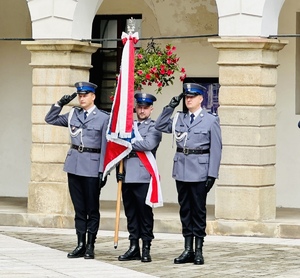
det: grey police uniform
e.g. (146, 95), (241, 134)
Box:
(45, 105), (109, 177)
(118, 92), (162, 263)
(45, 81), (110, 254)
(155, 84), (222, 242)
(123, 118), (162, 183)
(45, 104), (109, 233)
(155, 107), (221, 183)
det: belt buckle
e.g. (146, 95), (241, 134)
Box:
(183, 147), (189, 155)
(78, 144), (84, 153)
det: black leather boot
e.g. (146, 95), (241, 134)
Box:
(118, 239), (141, 261)
(67, 233), (86, 258)
(141, 240), (152, 262)
(194, 237), (204, 265)
(84, 232), (97, 259)
(174, 236), (194, 264)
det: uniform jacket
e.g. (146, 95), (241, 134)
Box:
(45, 104), (109, 178)
(123, 118), (162, 183)
(155, 106), (222, 182)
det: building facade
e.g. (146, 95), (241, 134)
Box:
(0, 0), (299, 235)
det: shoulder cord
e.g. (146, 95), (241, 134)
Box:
(172, 112), (188, 148)
(68, 108), (84, 147)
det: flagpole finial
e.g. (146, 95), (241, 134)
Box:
(127, 17), (135, 35)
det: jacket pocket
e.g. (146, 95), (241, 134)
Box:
(87, 125), (101, 139)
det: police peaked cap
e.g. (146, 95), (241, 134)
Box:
(75, 81), (98, 94)
(183, 83), (207, 96)
(134, 91), (157, 105)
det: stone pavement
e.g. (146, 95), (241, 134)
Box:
(1, 226), (300, 278)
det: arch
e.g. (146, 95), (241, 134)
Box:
(216, 0), (285, 37)
(26, 0), (103, 39)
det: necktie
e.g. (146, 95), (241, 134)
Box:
(137, 122), (141, 127)
(190, 113), (195, 124)
(84, 111), (88, 120)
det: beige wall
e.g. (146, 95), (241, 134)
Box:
(276, 0), (300, 207)
(0, 0), (32, 197)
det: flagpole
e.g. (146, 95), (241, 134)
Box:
(114, 159), (124, 249)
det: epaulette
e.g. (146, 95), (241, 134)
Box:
(180, 111), (188, 118)
(73, 106), (82, 111)
(208, 111), (218, 117)
(99, 109), (110, 115)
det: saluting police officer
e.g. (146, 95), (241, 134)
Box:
(117, 92), (162, 263)
(155, 83), (222, 265)
(45, 81), (109, 260)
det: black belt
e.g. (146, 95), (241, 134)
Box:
(71, 144), (101, 153)
(176, 147), (210, 155)
(127, 151), (139, 158)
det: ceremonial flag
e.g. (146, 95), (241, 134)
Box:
(103, 31), (139, 178)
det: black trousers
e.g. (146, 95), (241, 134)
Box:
(176, 180), (207, 238)
(68, 173), (100, 234)
(122, 182), (154, 241)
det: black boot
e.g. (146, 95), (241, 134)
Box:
(174, 236), (194, 264)
(194, 237), (204, 265)
(84, 232), (97, 259)
(67, 233), (86, 258)
(141, 240), (152, 262)
(118, 239), (141, 261)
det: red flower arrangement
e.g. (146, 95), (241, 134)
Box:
(134, 42), (186, 93)
(110, 42), (186, 101)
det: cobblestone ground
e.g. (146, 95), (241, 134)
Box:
(2, 229), (300, 278)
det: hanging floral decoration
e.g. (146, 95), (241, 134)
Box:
(134, 41), (186, 94)
(110, 41), (186, 101)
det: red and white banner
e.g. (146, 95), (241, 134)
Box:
(136, 151), (163, 208)
(103, 32), (138, 178)
(132, 123), (163, 208)
(103, 31), (163, 208)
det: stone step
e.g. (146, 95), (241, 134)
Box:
(1, 197), (300, 239)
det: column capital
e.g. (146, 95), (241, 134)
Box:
(21, 40), (100, 54)
(208, 37), (288, 51)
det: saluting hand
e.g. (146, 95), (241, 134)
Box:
(57, 92), (77, 107)
(205, 177), (215, 193)
(168, 92), (184, 108)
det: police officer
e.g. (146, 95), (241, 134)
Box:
(117, 92), (162, 263)
(45, 81), (109, 259)
(155, 83), (222, 265)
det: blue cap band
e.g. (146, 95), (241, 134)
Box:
(77, 86), (96, 93)
(186, 88), (204, 94)
(136, 97), (153, 104)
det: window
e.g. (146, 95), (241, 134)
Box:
(90, 14), (142, 111)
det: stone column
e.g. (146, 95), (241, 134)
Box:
(22, 41), (99, 220)
(208, 38), (287, 232)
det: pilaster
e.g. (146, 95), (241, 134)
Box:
(22, 40), (100, 216)
(209, 38), (287, 222)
